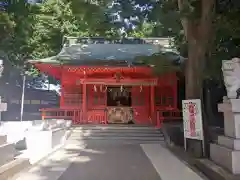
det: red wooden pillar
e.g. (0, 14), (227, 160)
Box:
(82, 83), (87, 123)
(60, 84), (64, 107)
(150, 85), (155, 124)
(173, 75), (178, 108)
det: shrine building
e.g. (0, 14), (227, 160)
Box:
(28, 37), (182, 127)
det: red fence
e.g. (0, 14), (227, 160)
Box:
(155, 108), (182, 128)
(40, 108), (107, 124)
(40, 107), (182, 127)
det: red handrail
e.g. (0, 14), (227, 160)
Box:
(40, 108), (83, 124)
(40, 107), (107, 124)
(155, 108), (182, 128)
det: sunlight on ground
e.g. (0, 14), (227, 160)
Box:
(73, 156), (91, 163)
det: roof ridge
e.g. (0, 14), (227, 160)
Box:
(62, 36), (172, 47)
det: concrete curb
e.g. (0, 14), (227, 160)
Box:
(166, 143), (240, 180)
(162, 123), (240, 180)
(30, 128), (72, 165)
(195, 159), (240, 180)
(0, 158), (30, 180)
(9, 128), (72, 180)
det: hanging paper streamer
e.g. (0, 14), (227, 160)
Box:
(100, 85), (107, 92)
(140, 85), (143, 92)
(94, 85), (97, 92)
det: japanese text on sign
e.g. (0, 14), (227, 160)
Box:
(182, 99), (203, 140)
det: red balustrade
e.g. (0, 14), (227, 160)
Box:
(40, 108), (83, 124)
(155, 108), (182, 128)
(87, 109), (107, 124)
(40, 108), (107, 125)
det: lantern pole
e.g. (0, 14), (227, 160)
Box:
(0, 60), (4, 123)
(20, 63), (27, 122)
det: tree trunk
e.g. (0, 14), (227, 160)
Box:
(177, 0), (215, 157)
(185, 40), (205, 99)
(177, 0), (215, 99)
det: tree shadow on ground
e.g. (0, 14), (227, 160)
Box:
(15, 136), (161, 180)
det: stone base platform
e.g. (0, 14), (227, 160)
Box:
(210, 143), (240, 174)
(218, 136), (240, 150)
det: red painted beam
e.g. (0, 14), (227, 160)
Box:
(80, 78), (158, 86)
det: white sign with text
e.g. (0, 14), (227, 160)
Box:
(182, 99), (204, 140)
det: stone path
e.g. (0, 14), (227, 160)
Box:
(12, 142), (207, 180)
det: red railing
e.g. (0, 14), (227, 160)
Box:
(155, 107), (182, 128)
(40, 107), (107, 124)
(87, 108), (107, 124)
(40, 108), (83, 124)
(40, 107), (182, 126)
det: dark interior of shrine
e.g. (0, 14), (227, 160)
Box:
(107, 86), (132, 106)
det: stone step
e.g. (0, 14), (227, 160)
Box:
(70, 126), (164, 144)
(72, 125), (158, 131)
(71, 131), (163, 137)
(72, 129), (161, 133)
(218, 135), (240, 150)
(67, 139), (164, 144)
(69, 135), (164, 141)
(0, 135), (7, 145)
(210, 143), (240, 174)
(0, 143), (17, 167)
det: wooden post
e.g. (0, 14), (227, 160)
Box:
(82, 83), (87, 122)
(150, 86), (155, 124)
(173, 74), (178, 108)
(60, 84), (64, 107)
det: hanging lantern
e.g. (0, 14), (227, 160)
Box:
(140, 85), (143, 92)
(94, 85), (97, 92)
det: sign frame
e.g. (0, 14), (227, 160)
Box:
(182, 99), (205, 156)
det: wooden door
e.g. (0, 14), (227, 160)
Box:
(131, 86), (150, 124)
(87, 85), (107, 123)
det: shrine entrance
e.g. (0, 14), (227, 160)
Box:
(29, 37), (182, 127)
(106, 86), (134, 124)
(107, 86), (132, 107)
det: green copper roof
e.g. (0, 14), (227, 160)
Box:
(28, 37), (181, 66)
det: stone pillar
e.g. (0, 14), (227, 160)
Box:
(210, 99), (240, 174)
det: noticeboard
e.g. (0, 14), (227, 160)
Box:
(182, 99), (204, 140)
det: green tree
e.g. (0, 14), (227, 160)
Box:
(1, 0), (36, 65)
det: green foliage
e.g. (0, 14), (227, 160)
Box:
(1, 0), (239, 81)
(134, 52), (181, 75)
(0, 0), (119, 64)
(148, 0), (240, 80)
(0, 0), (36, 65)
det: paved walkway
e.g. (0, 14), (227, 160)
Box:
(12, 142), (207, 180)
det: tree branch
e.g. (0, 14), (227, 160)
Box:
(177, 0), (189, 41)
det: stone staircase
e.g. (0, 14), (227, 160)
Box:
(68, 125), (164, 144)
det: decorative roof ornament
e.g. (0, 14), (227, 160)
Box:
(114, 72), (123, 82)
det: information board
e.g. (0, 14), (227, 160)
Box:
(182, 99), (204, 140)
